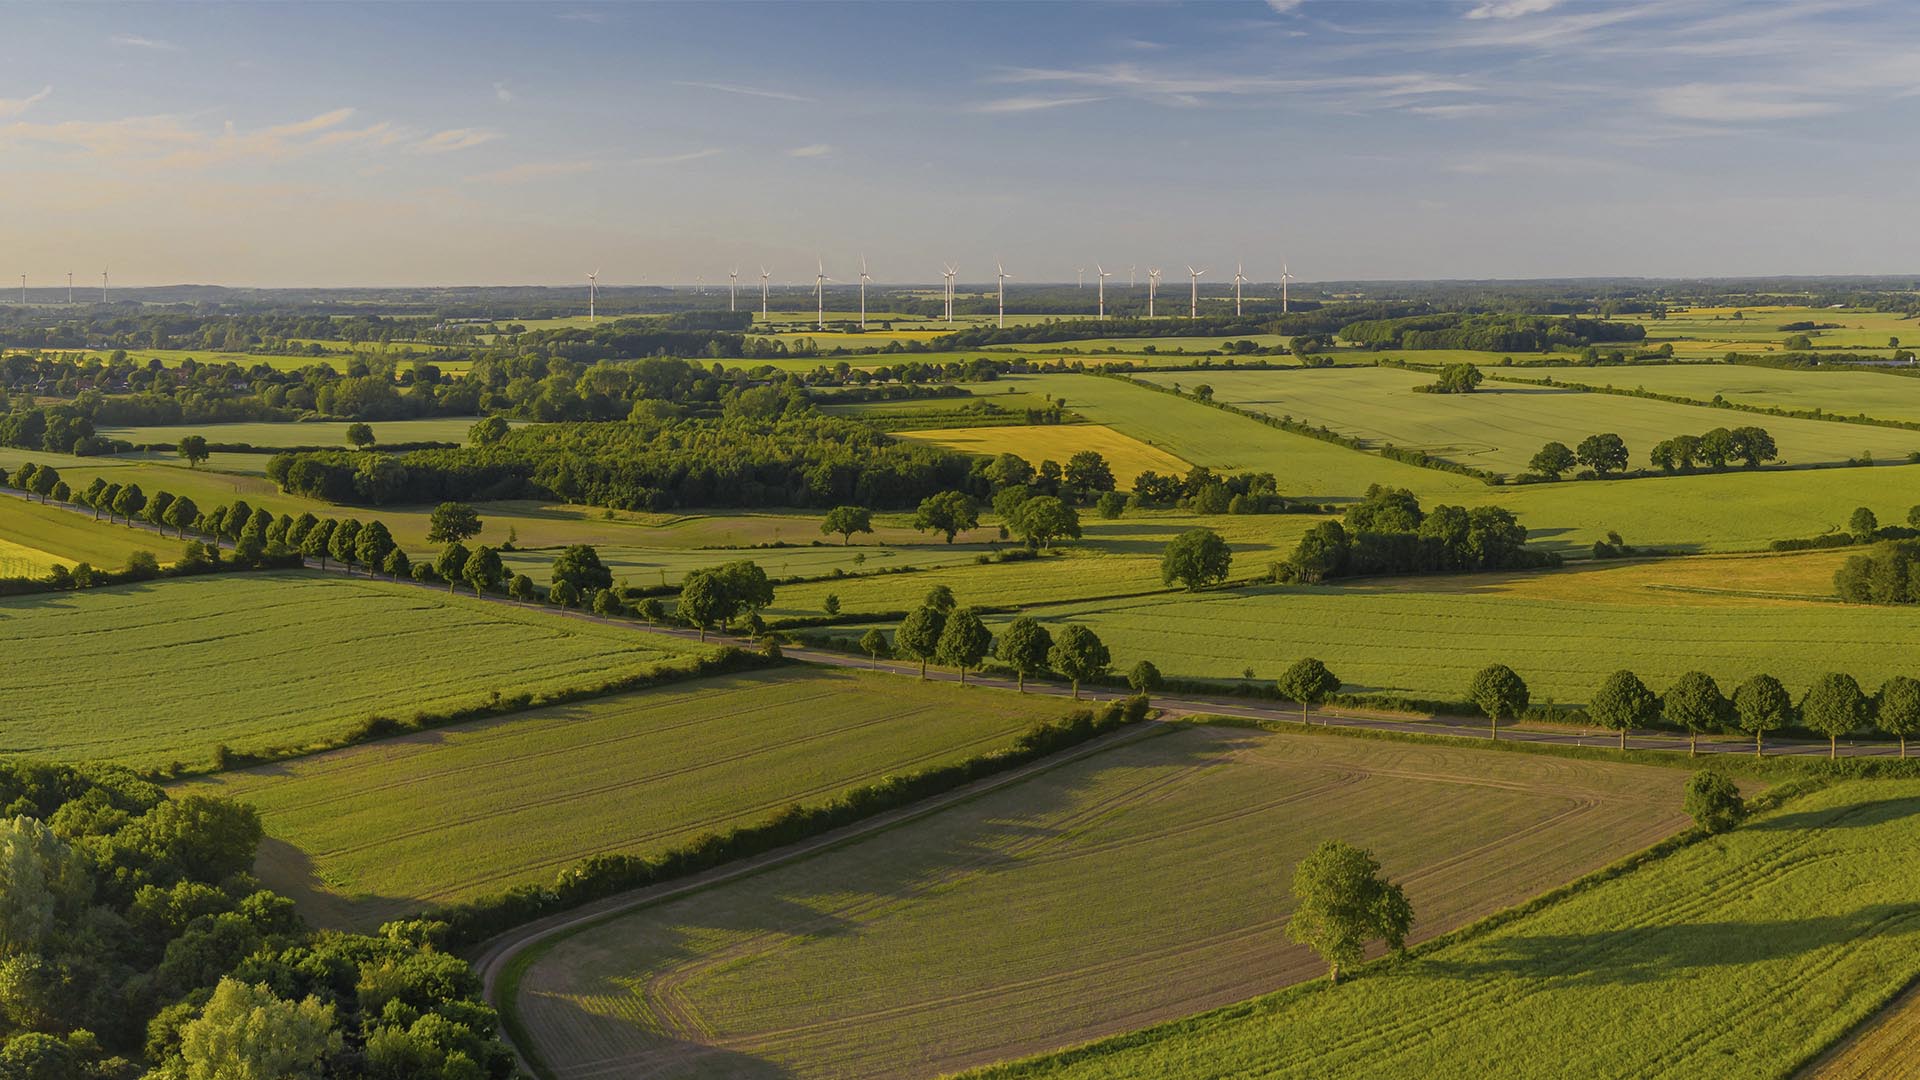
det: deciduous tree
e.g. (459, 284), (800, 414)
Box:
(433, 542), (469, 594)
(1277, 657), (1340, 725)
(1529, 441), (1576, 479)
(1683, 772), (1745, 833)
(995, 617), (1052, 691)
(1161, 528), (1232, 590)
(1877, 675), (1920, 758)
(1468, 664), (1529, 740)
(426, 502), (482, 545)
(1662, 671), (1727, 757)
(178, 435), (210, 468)
(1286, 840), (1412, 985)
(859, 627), (889, 667)
(1802, 671), (1869, 759)
(462, 545), (504, 596)
(895, 606), (947, 679)
(1047, 624), (1110, 699)
(820, 505), (874, 545)
(1590, 669), (1658, 750)
(1733, 672), (1792, 757)
(912, 490), (979, 544)
(935, 607), (992, 683)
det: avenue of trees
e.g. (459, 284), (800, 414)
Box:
(876, 587), (1114, 698)
(1527, 425), (1778, 480)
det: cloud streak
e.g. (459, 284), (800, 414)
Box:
(468, 160), (592, 184)
(971, 95), (1105, 114)
(111, 34), (180, 51)
(787, 143), (831, 157)
(416, 127), (502, 153)
(635, 147), (725, 165)
(0, 85), (52, 118)
(674, 80), (814, 103)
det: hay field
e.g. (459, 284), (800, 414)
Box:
(0, 495), (188, 571)
(895, 424), (1192, 484)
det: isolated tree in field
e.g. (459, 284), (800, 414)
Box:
(677, 570), (728, 641)
(1683, 771), (1745, 833)
(859, 627), (890, 667)
(924, 584), (956, 613)
(1128, 659), (1163, 698)
(1161, 528), (1232, 590)
(1286, 840), (1413, 986)
(823, 594), (840, 616)
(177, 434), (210, 468)
(1876, 676), (1920, 758)
(995, 616), (1053, 691)
(821, 505), (874, 545)
(426, 501), (482, 545)
(178, 978), (339, 1080)
(381, 547), (410, 581)
(936, 607), (993, 683)
(113, 483), (146, 525)
(1802, 672), (1869, 759)
(509, 573), (536, 602)
(463, 545), (504, 596)
(912, 490), (979, 544)
(329, 518), (363, 573)
(354, 520), (396, 575)
(433, 541), (470, 594)
(1849, 507), (1879, 542)
(1010, 495), (1081, 550)
(1048, 624), (1111, 700)
(1732, 672), (1792, 757)
(1529, 441), (1576, 480)
(550, 544), (613, 594)
(1663, 671), (1727, 757)
(895, 605), (948, 679)
(1575, 433), (1629, 477)
(346, 422), (376, 450)
(549, 579), (579, 610)
(1277, 658), (1340, 725)
(1468, 663), (1529, 741)
(1428, 363), (1483, 394)
(1590, 669), (1659, 750)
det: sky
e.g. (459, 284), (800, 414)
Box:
(2, 0), (1917, 288)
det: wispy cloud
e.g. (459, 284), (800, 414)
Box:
(971, 95), (1105, 114)
(416, 127), (502, 154)
(1265, 0), (1306, 12)
(1465, 0), (1560, 19)
(1407, 103), (1501, 118)
(1652, 82), (1838, 121)
(0, 85), (52, 118)
(636, 147), (725, 165)
(494, 82), (514, 103)
(467, 160), (592, 184)
(674, 80), (814, 104)
(0, 106), (403, 169)
(111, 34), (180, 51)
(787, 143), (832, 158)
(996, 63), (1478, 110)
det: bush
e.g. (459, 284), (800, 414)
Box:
(1683, 771), (1746, 833)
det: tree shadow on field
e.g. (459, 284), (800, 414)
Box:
(1424, 903), (1920, 987)
(1742, 794), (1920, 833)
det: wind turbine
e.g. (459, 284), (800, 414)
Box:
(729, 267), (739, 313)
(858, 256), (871, 329)
(18, 275), (24, 305)
(66, 271), (72, 305)
(942, 263), (957, 322)
(1076, 266), (1085, 289)
(1281, 262), (1297, 314)
(1187, 265), (1207, 319)
(814, 258), (833, 330)
(1233, 263), (1248, 317)
(1128, 264), (1136, 288)
(760, 267), (771, 318)
(1095, 264), (1112, 318)
(100, 268), (108, 304)
(585, 270), (599, 322)
(995, 261), (1011, 329)
(1147, 268), (1162, 318)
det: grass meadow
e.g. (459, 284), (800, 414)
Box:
(972, 779), (1920, 1080)
(502, 540), (992, 590)
(895, 424), (1192, 486)
(1811, 983), (1920, 1079)
(1518, 363), (1920, 425)
(0, 495), (187, 572)
(511, 723), (1689, 1080)
(0, 571), (694, 768)
(97, 417), (491, 448)
(184, 667), (1072, 930)
(1131, 367), (1920, 474)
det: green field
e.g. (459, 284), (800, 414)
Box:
(1515, 363), (1920, 425)
(1131, 367), (1920, 475)
(98, 417), (492, 448)
(1620, 305), (1920, 354)
(0, 571), (694, 768)
(512, 723), (1690, 1080)
(975, 778), (1920, 1080)
(0, 495), (187, 572)
(991, 334), (1292, 355)
(185, 667), (1073, 930)
(23, 346), (470, 373)
(502, 541), (993, 590)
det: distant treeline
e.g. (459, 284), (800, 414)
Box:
(1339, 313), (1647, 352)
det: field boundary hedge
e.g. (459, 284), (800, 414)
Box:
(1471, 364), (1920, 437)
(447, 695), (1152, 952)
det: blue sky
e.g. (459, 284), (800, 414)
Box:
(2, 0), (1916, 287)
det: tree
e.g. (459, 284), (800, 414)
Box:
(1730, 426), (1777, 467)
(1574, 433), (1629, 477)
(923, 584), (956, 613)
(1063, 450), (1116, 496)
(550, 544), (614, 594)
(1802, 671), (1869, 759)
(715, 560), (774, 615)
(1096, 490), (1128, 519)
(1128, 659), (1163, 697)
(593, 588), (623, 616)
(1047, 624), (1110, 700)
(1009, 495), (1081, 550)
(1877, 676), (1920, 758)
(1733, 673), (1792, 758)
(27, 466), (58, 503)
(935, 608), (993, 683)
(381, 547), (411, 581)
(1271, 656), (1339, 724)
(1468, 663), (1529, 740)
(1161, 528), (1232, 590)
(469, 415), (510, 445)
(426, 502), (483, 545)
(301, 520), (336, 569)
(1288, 521), (1349, 583)
(1683, 772), (1745, 833)
(895, 606), (948, 679)
(433, 542), (470, 594)
(112, 482), (146, 524)
(463, 545), (504, 596)
(1286, 840), (1413, 985)
(1428, 363), (1483, 394)
(1849, 506), (1879, 542)
(178, 434), (210, 468)
(346, 422), (376, 450)
(510, 573), (537, 602)
(329, 518), (362, 574)
(549, 580), (579, 609)
(1589, 669), (1658, 750)
(676, 570), (729, 640)
(1529, 441), (1576, 480)
(821, 505), (874, 545)
(995, 617), (1053, 691)
(354, 520), (396, 576)
(859, 627), (890, 667)
(912, 490), (979, 544)
(1662, 671), (1727, 757)
(177, 977), (340, 1080)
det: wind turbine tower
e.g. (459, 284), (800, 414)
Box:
(995, 261), (1011, 329)
(101, 268), (108, 304)
(858, 256), (872, 330)
(1147, 268), (1161, 318)
(814, 258), (832, 330)
(1096, 264), (1112, 318)
(66, 272), (72, 305)
(1129, 265), (1136, 288)
(729, 267), (739, 312)
(1233, 263), (1248, 317)
(942, 264), (957, 322)
(760, 267), (771, 318)
(1281, 263), (1297, 314)
(19, 276), (24, 306)
(585, 270), (599, 322)
(1076, 266), (1085, 289)
(1187, 265), (1207, 319)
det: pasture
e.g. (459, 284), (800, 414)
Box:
(0, 494), (188, 571)
(501, 540), (991, 590)
(1621, 305), (1920, 354)
(895, 424), (1191, 486)
(0, 571), (694, 768)
(990, 334), (1292, 355)
(511, 723), (1690, 1080)
(185, 667), (1072, 930)
(975, 779), (1920, 1080)
(98, 417), (489, 448)
(1521, 363), (1920, 425)
(1131, 366), (1920, 475)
